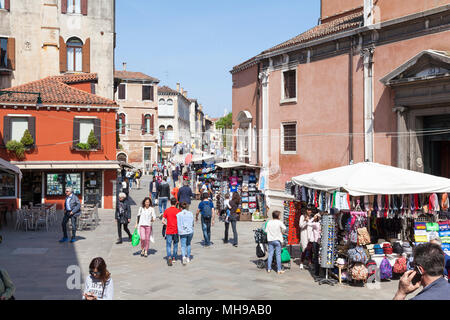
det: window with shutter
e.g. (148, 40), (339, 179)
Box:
(3, 0), (9, 11)
(82, 38), (90, 73)
(67, 37), (83, 72)
(28, 117), (36, 146)
(81, 0), (88, 15)
(283, 70), (297, 100)
(93, 118), (101, 148)
(118, 84), (126, 100)
(0, 38), (7, 68)
(59, 36), (67, 73)
(283, 123), (297, 153)
(118, 113), (126, 135)
(2, 116), (11, 145)
(6, 37), (15, 70)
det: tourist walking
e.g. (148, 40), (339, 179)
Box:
(135, 169), (142, 190)
(122, 178), (129, 197)
(177, 180), (193, 208)
(224, 192), (240, 247)
(172, 166), (179, 188)
(171, 182), (180, 206)
(177, 202), (194, 265)
(59, 187), (81, 243)
(115, 193), (132, 244)
(135, 197), (156, 257)
(83, 257), (114, 300)
(149, 177), (160, 207)
(0, 267), (15, 300)
(299, 206), (313, 269)
(196, 193), (215, 247)
(158, 176), (171, 218)
(308, 213), (322, 277)
(162, 198), (180, 266)
(265, 211), (287, 274)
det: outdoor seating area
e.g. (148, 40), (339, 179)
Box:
(13, 203), (100, 232)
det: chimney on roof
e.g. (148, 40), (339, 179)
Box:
(176, 83), (180, 92)
(183, 90), (188, 98)
(181, 88), (184, 95)
(122, 62), (127, 71)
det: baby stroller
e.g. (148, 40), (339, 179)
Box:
(253, 228), (291, 270)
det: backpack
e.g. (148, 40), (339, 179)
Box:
(366, 259), (377, 277)
(357, 227), (371, 245)
(393, 257), (407, 274)
(256, 243), (265, 258)
(383, 243), (393, 255)
(393, 242), (403, 254)
(348, 246), (368, 264)
(201, 201), (213, 218)
(350, 262), (368, 281)
(380, 257), (392, 279)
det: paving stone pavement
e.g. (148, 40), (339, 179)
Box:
(0, 176), (401, 300)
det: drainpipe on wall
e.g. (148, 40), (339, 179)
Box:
(362, 46), (375, 162)
(259, 68), (270, 188)
(348, 37), (354, 164)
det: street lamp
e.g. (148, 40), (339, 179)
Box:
(0, 90), (43, 107)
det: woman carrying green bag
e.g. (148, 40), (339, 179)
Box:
(134, 197), (156, 257)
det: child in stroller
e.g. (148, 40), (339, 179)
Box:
(253, 224), (291, 271)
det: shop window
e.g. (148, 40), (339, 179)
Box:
(46, 173), (81, 196)
(118, 83), (126, 100)
(282, 123), (297, 153)
(0, 171), (16, 198)
(282, 69), (297, 100)
(67, 37), (83, 72)
(142, 85), (154, 101)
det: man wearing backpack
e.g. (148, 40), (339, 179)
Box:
(196, 193), (215, 247)
(393, 243), (450, 300)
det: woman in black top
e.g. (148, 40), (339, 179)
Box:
(224, 192), (240, 247)
(115, 193), (132, 244)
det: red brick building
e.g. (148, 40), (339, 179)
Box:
(0, 73), (120, 209)
(231, 0), (450, 211)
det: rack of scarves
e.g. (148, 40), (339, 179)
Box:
(283, 201), (301, 245)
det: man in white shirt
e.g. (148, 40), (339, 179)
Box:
(265, 211), (287, 274)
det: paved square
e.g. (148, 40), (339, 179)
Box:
(0, 177), (400, 300)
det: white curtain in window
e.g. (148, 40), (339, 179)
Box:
(146, 118), (150, 134)
(75, 47), (82, 71)
(11, 119), (29, 142)
(67, 48), (74, 71)
(0, 0), (5, 10)
(67, 0), (74, 13)
(74, 0), (81, 13)
(80, 120), (94, 144)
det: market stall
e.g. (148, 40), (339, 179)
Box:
(287, 162), (450, 285)
(214, 161), (265, 221)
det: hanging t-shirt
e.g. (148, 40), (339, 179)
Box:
(333, 192), (350, 210)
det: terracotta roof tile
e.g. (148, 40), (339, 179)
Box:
(158, 86), (179, 94)
(114, 71), (159, 83)
(232, 10), (363, 72)
(51, 73), (98, 84)
(0, 77), (117, 106)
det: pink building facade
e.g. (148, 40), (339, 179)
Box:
(231, 0), (450, 212)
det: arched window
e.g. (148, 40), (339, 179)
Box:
(67, 37), (83, 72)
(118, 113), (126, 135)
(167, 99), (173, 106)
(142, 114), (154, 135)
(159, 99), (165, 106)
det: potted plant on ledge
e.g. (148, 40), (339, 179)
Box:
(74, 130), (100, 152)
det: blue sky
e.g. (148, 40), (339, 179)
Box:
(115, 0), (320, 118)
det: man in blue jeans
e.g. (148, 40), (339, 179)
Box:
(149, 177), (159, 207)
(196, 193), (215, 247)
(162, 198), (181, 266)
(157, 177), (171, 218)
(59, 187), (81, 243)
(264, 211), (287, 274)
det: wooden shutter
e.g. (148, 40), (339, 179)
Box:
(5, 0), (10, 11)
(73, 118), (80, 147)
(2, 116), (11, 145)
(82, 38), (90, 73)
(93, 118), (101, 149)
(283, 124), (296, 152)
(61, 0), (67, 14)
(150, 86), (154, 101)
(7, 37), (15, 70)
(28, 117), (36, 147)
(141, 114), (146, 135)
(81, 0), (88, 15)
(118, 84), (125, 100)
(59, 36), (67, 73)
(150, 115), (154, 135)
(288, 71), (296, 99)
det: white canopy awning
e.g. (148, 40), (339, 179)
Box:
(292, 162), (450, 196)
(216, 161), (260, 169)
(0, 158), (22, 178)
(11, 161), (121, 170)
(192, 155), (216, 163)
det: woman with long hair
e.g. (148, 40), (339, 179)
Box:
(177, 202), (195, 265)
(135, 197), (156, 257)
(299, 206), (313, 269)
(224, 192), (241, 247)
(83, 257), (113, 300)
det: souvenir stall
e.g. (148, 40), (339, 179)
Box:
(215, 162), (265, 221)
(289, 162), (450, 286)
